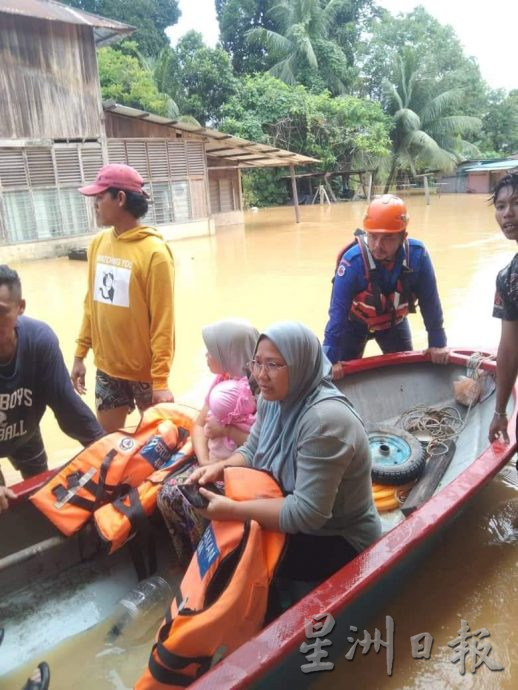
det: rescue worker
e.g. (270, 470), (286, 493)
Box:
(323, 194), (449, 378)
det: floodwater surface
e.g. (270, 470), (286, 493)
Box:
(4, 193), (517, 689)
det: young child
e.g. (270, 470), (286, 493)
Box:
(205, 376), (256, 461)
(157, 319), (258, 565)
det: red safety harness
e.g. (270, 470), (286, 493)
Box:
(334, 232), (416, 332)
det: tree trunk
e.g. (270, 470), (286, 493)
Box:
(384, 156), (398, 194)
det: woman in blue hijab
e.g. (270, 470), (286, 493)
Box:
(189, 321), (381, 585)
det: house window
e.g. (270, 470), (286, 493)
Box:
(171, 181), (191, 222)
(31, 189), (62, 239)
(0, 144), (102, 245)
(2, 191), (37, 243)
(59, 188), (90, 235)
(108, 138), (208, 225)
(149, 182), (174, 225)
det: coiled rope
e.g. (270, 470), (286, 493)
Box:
(396, 352), (496, 458)
(396, 404), (468, 457)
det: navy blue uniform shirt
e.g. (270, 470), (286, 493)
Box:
(323, 238), (447, 363)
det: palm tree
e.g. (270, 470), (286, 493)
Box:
(381, 51), (481, 192)
(246, 0), (351, 95)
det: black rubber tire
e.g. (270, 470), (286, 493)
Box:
(367, 424), (425, 486)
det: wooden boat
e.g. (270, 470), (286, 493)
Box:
(1, 350), (516, 689)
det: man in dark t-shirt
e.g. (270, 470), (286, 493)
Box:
(488, 173), (518, 447)
(0, 265), (103, 511)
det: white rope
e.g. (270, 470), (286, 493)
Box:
(396, 404), (469, 457)
(396, 352), (496, 457)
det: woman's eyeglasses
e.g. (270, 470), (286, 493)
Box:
(247, 360), (287, 376)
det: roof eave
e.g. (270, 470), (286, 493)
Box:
(103, 101), (320, 168)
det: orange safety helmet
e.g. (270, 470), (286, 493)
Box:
(363, 195), (409, 233)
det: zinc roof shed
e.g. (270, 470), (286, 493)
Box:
(462, 159), (518, 173)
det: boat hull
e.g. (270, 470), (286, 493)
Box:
(189, 351), (516, 689)
(1, 351), (516, 687)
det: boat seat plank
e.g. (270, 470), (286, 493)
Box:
(402, 441), (457, 515)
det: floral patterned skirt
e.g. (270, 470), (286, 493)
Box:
(156, 461), (210, 566)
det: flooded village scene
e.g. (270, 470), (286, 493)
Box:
(0, 2), (517, 690)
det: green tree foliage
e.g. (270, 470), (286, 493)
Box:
(242, 168), (291, 207)
(381, 51), (481, 192)
(98, 45), (177, 116)
(359, 6), (489, 116)
(216, 0), (277, 74)
(154, 32), (238, 125)
(479, 90), (518, 156)
(246, 0), (354, 95)
(60, 0), (180, 56)
(327, 0), (377, 88)
(219, 73), (391, 205)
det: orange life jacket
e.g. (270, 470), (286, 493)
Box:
(335, 234), (416, 332)
(135, 467), (286, 690)
(30, 403), (197, 537)
(94, 446), (195, 556)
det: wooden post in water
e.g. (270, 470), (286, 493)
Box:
(367, 172), (373, 202)
(290, 165), (301, 224)
(423, 174), (430, 205)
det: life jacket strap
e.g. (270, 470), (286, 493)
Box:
(357, 236), (384, 315)
(156, 639), (213, 672)
(51, 449), (119, 511)
(148, 647), (197, 687)
(111, 488), (157, 580)
(151, 623), (213, 683)
(52, 484), (97, 512)
(400, 239), (416, 313)
(93, 449), (118, 509)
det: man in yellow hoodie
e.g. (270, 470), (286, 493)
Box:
(71, 164), (175, 432)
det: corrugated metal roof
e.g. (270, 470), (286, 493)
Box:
(464, 160), (518, 173)
(0, 0), (134, 46)
(103, 101), (320, 169)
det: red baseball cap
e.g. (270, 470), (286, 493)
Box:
(78, 163), (150, 197)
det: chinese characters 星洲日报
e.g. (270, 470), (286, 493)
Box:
(299, 615), (504, 676)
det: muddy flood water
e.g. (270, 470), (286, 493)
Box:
(4, 193), (518, 689)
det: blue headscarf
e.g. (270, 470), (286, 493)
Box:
(250, 321), (359, 491)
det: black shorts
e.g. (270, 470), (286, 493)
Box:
(4, 427), (48, 479)
(278, 532), (359, 582)
(95, 370), (153, 413)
